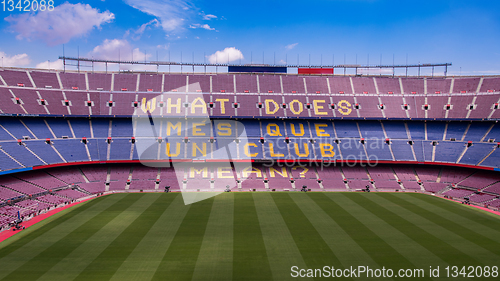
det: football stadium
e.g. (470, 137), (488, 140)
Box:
(0, 1), (500, 280)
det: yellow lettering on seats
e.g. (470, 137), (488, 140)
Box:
(191, 97), (207, 114)
(292, 166), (309, 178)
(290, 123), (305, 136)
(140, 97), (156, 113)
(167, 98), (182, 113)
(244, 143), (258, 157)
(192, 143), (207, 157)
(217, 123), (232, 136)
(294, 143), (310, 157)
(265, 99), (279, 114)
(216, 99), (229, 114)
(190, 167), (208, 178)
(166, 122), (182, 136)
(269, 143), (284, 157)
(314, 124), (330, 137)
(218, 167), (233, 178)
(266, 123), (282, 136)
(192, 123), (206, 136)
(337, 100), (352, 115)
(269, 166), (288, 177)
(289, 99), (303, 115)
(242, 166), (262, 178)
(319, 143), (335, 157)
(166, 143), (181, 157)
(313, 100), (327, 115)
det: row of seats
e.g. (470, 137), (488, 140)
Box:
(1, 118), (500, 170)
(2, 88), (500, 119)
(1, 163), (499, 200)
(1, 118), (499, 141)
(1, 137), (498, 168)
(2, 69), (500, 94)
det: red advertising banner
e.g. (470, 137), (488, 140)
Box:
(298, 68), (334, 74)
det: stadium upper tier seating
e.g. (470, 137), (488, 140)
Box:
(1, 69), (500, 119)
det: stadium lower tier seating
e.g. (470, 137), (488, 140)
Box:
(1, 162), (499, 230)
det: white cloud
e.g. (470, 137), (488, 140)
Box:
(285, 43), (298, 50)
(89, 39), (149, 61)
(89, 39), (156, 71)
(207, 47), (244, 64)
(127, 19), (160, 40)
(5, 3), (114, 46)
(36, 59), (64, 70)
(200, 12), (217, 20)
(124, 0), (194, 33)
(189, 24), (215, 31)
(204, 14), (217, 20)
(0, 51), (30, 67)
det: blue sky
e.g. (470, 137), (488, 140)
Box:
(0, 0), (499, 75)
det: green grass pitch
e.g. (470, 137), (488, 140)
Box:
(0, 192), (499, 280)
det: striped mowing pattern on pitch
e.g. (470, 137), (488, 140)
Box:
(0, 193), (498, 281)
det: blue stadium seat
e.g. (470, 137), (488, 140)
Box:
(0, 151), (23, 170)
(480, 148), (500, 168)
(337, 139), (367, 160)
(109, 139), (132, 160)
(0, 142), (44, 167)
(239, 120), (262, 138)
(138, 139), (159, 160)
(24, 141), (61, 164)
(459, 143), (496, 165)
(334, 120), (360, 138)
(22, 119), (53, 139)
(426, 122), (446, 141)
(0, 126), (16, 141)
(111, 119), (133, 137)
(464, 122), (492, 141)
(0, 118), (35, 139)
(358, 121), (385, 139)
(412, 141), (433, 162)
(391, 140), (414, 161)
(70, 119), (91, 138)
(365, 139), (393, 161)
(86, 139), (107, 161)
(46, 119), (72, 138)
(52, 139), (89, 162)
(91, 119), (110, 138)
(484, 123), (500, 142)
(434, 141), (465, 163)
(407, 122), (425, 140)
(382, 121), (408, 139)
(445, 122), (469, 141)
